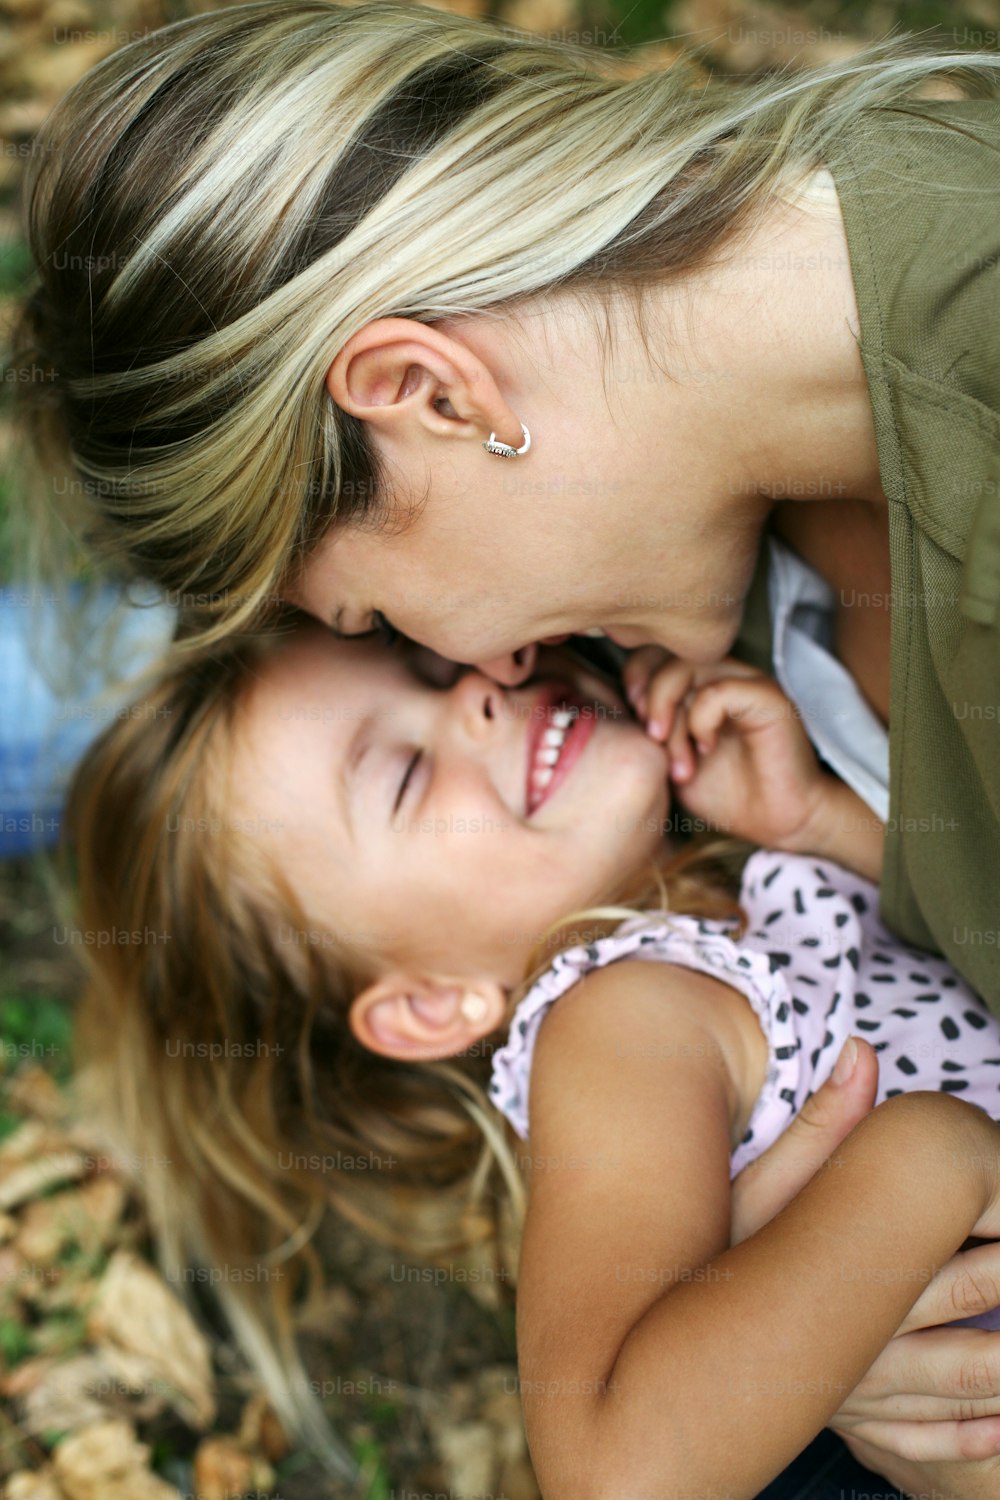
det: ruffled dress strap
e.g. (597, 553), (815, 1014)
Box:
(488, 899), (806, 1176)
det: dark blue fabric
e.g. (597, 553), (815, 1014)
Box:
(757, 1430), (906, 1500)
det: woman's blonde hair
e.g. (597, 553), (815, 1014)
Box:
(9, 1), (1000, 647)
(64, 624), (744, 1476)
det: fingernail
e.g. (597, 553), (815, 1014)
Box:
(648, 720), (665, 740)
(831, 1036), (858, 1086)
(670, 759), (688, 782)
(626, 680), (641, 706)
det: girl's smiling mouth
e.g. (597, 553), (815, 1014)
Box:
(525, 682), (599, 816)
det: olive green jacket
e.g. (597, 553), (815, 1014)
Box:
(735, 100), (1000, 1010)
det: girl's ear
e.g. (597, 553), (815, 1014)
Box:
(348, 971), (508, 1061)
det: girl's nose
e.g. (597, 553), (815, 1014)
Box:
(449, 670), (506, 740)
(473, 643), (537, 686)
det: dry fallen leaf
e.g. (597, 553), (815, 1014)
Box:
(17, 1353), (118, 1436)
(2, 1354), (60, 1400)
(0, 1153), (88, 1214)
(15, 1195), (82, 1266)
(13, 1174), (127, 1268)
(236, 1391), (290, 1464)
(2, 1069), (69, 1126)
(434, 1419), (496, 1497)
(192, 1436), (275, 1500)
(86, 1251), (216, 1430)
(0, 1239), (27, 1293)
(0, 1121), (50, 1166)
(425, 1364), (539, 1500)
(51, 1418), (180, 1500)
(4, 1469), (65, 1500)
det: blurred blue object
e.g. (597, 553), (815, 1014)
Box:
(0, 585), (176, 856)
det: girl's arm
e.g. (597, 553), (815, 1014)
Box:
(515, 960), (1000, 1500)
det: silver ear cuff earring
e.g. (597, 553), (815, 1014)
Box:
(482, 423), (531, 458)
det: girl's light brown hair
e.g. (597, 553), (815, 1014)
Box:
(9, 1), (1000, 648)
(64, 627), (744, 1475)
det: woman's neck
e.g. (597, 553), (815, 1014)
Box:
(770, 495), (892, 725)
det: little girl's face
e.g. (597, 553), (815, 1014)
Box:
(231, 624), (669, 985)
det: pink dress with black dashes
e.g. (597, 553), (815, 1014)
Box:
(488, 850), (1000, 1329)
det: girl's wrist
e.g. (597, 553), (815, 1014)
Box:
(782, 775), (883, 881)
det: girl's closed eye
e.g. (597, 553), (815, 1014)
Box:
(394, 750), (423, 815)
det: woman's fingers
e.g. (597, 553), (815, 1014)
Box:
(730, 1036), (879, 1243)
(839, 1434), (1000, 1500)
(841, 1412), (1000, 1464)
(898, 1241), (1000, 1336)
(838, 1326), (1000, 1415)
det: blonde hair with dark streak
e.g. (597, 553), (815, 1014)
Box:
(64, 629), (744, 1476)
(9, 1), (1000, 644)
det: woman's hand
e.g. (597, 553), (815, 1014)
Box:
(839, 1433), (1000, 1497)
(732, 1039), (1000, 1480)
(831, 1243), (1000, 1462)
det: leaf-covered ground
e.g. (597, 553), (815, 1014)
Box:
(2, 0), (998, 1493)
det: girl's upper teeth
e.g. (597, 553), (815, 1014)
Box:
(529, 703), (584, 810)
(532, 713), (573, 787)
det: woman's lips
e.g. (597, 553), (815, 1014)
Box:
(525, 683), (598, 816)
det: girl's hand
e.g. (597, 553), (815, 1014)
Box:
(624, 647), (832, 850)
(623, 647), (763, 783)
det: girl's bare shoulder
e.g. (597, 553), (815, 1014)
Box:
(528, 956), (770, 1155)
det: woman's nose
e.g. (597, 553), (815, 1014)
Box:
(473, 644), (537, 686)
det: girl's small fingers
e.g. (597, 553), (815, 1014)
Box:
(623, 646), (670, 708)
(666, 704), (695, 782)
(687, 675), (788, 745)
(685, 681), (736, 751)
(645, 662), (696, 742)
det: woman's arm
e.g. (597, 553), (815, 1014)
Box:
(515, 961), (1000, 1500)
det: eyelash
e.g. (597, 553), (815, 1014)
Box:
(394, 750), (423, 813)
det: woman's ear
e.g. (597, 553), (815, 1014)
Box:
(325, 316), (521, 448)
(348, 970), (508, 1061)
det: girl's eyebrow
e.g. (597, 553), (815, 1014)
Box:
(338, 710), (376, 840)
